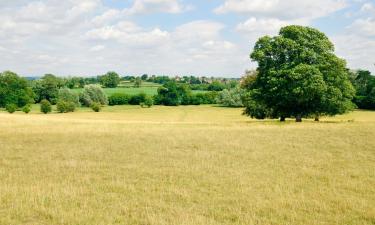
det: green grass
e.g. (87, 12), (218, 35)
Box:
(0, 106), (374, 224)
(72, 85), (208, 96)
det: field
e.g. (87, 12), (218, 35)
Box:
(72, 82), (207, 96)
(0, 106), (374, 224)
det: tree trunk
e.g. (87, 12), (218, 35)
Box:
(314, 116), (320, 122)
(280, 116), (286, 122)
(296, 115), (302, 122)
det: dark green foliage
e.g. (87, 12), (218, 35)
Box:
(32, 74), (63, 104)
(6, 104), (17, 114)
(155, 81), (191, 106)
(0, 71), (34, 108)
(207, 81), (226, 91)
(22, 105), (31, 114)
(56, 101), (76, 113)
(129, 93), (147, 105)
(193, 92), (218, 104)
(141, 96), (154, 108)
(40, 99), (52, 114)
(79, 85), (108, 107)
(244, 25), (355, 121)
(351, 70), (375, 109)
(108, 93), (130, 105)
(99, 71), (120, 88)
(90, 102), (101, 112)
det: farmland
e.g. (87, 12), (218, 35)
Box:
(0, 106), (374, 225)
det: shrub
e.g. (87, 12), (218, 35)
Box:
(57, 100), (76, 113)
(129, 93), (147, 105)
(79, 84), (108, 107)
(40, 99), (52, 114)
(22, 105), (31, 114)
(58, 88), (80, 106)
(6, 104), (17, 114)
(141, 95), (154, 108)
(90, 102), (101, 112)
(108, 93), (130, 106)
(217, 87), (244, 107)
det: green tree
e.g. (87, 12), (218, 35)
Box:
(134, 77), (142, 88)
(79, 84), (108, 106)
(32, 74), (63, 104)
(244, 25), (355, 122)
(351, 70), (375, 109)
(40, 99), (52, 114)
(0, 71), (34, 108)
(155, 81), (191, 106)
(99, 71), (120, 88)
(58, 88), (80, 106)
(217, 87), (244, 107)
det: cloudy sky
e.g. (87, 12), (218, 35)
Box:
(0, 0), (374, 77)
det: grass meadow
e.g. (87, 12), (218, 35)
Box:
(0, 106), (374, 224)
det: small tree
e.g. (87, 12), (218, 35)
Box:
(22, 105), (31, 114)
(99, 71), (120, 88)
(79, 84), (108, 106)
(6, 104), (17, 114)
(40, 99), (52, 114)
(141, 95), (154, 108)
(134, 77), (142, 88)
(217, 87), (244, 107)
(90, 102), (101, 112)
(58, 88), (80, 106)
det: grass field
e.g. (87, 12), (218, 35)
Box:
(0, 106), (374, 224)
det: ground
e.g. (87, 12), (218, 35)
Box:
(0, 106), (374, 225)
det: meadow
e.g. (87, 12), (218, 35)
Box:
(71, 82), (207, 96)
(0, 106), (374, 225)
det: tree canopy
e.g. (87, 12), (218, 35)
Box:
(244, 25), (355, 122)
(0, 71), (34, 108)
(99, 71), (120, 88)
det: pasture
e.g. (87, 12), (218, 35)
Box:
(0, 106), (374, 224)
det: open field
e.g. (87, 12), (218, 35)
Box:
(0, 106), (374, 224)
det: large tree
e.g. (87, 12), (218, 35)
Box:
(0, 71), (34, 108)
(244, 25), (355, 122)
(32, 74), (64, 104)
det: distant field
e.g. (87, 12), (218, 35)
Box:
(0, 106), (374, 224)
(72, 82), (208, 96)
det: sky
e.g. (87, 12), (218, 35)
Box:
(0, 0), (374, 77)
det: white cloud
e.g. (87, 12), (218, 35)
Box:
(124, 0), (191, 14)
(215, 0), (347, 21)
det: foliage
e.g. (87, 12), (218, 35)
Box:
(351, 70), (375, 109)
(58, 88), (80, 106)
(155, 81), (191, 106)
(244, 25), (355, 122)
(79, 84), (108, 107)
(99, 71), (120, 88)
(134, 77), (142, 88)
(40, 99), (52, 114)
(141, 95), (154, 108)
(207, 81), (226, 91)
(217, 87), (244, 107)
(129, 93), (147, 105)
(0, 71), (34, 108)
(108, 93), (130, 106)
(6, 103), (17, 114)
(22, 105), (31, 114)
(57, 101), (76, 113)
(90, 102), (101, 112)
(32, 74), (63, 104)
(192, 92), (218, 105)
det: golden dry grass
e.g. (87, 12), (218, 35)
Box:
(0, 106), (374, 225)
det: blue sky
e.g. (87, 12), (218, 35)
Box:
(0, 0), (374, 77)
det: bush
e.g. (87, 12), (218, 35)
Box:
(129, 93), (147, 105)
(6, 104), (17, 114)
(217, 87), (244, 107)
(108, 93), (130, 106)
(57, 100), (76, 113)
(22, 105), (31, 114)
(79, 84), (108, 107)
(40, 99), (52, 114)
(90, 102), (101, 112)
(141, 95), (154, 108)
(58, 88), (80, 106)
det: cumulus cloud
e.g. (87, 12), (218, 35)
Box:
(124, 0), (191, 14)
